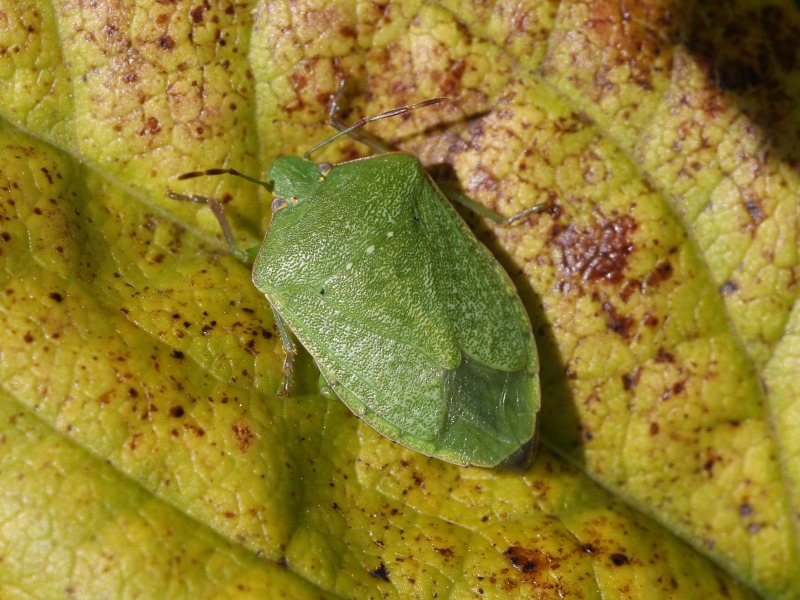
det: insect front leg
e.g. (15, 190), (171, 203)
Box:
(269, 304), (297, 396)
(167, 190), (256, 264)
(438, 183), (551, 226)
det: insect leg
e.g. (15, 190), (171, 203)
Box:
(167, 191), (251, 263)
(438, 183), (551, 226)
(269, 305), (297, 396)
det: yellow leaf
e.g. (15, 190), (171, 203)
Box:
(1, 0), (797, 598)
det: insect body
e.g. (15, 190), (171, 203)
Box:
(171, 98), (542, 468)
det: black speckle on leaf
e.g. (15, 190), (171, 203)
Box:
(610, 553), (630, 566)
(504, 546), (537, 573)
(156, 35), (175, 50)
(368, 563), (390, 581)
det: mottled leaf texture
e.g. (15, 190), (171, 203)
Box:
(0, 0), (798, 598)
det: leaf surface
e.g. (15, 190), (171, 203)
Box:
(1, 0), (798, 598)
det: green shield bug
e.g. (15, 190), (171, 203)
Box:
(169, 89), (546, 468)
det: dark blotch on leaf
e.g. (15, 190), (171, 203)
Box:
(190, 4), (207, 23)
(610, 553), (630, 566)
(169, 406), (185, 418)
(622, 367), (641, 390)
(40, 167), (54, 184)
(602, 301), (634, 339)
(231, 421), (256, 453)
(645, 261), (673, 286)
(654, 350), (675, 364)
(552, 216), (637, 284)
(368, 563), (390, 582)
(504, 546), (537, 573)
(156, 35), (175, 50)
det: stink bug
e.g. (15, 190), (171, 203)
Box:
(169, 89), (546, 468)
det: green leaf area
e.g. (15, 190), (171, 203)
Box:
(1, 1), (798, 598)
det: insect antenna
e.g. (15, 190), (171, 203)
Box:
(175, 168), (272, 191)
(304, 85), (447, 159)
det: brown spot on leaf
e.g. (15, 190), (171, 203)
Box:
(645, 260), (673, 287)
(169, 406), (185, 418)
(141, 116), (162, 136)
(190, 3), (208, 23)
(552, 216), (637, 284)
(185, 423), (205, 437)
(503, 545), (564, 588)
(232, 420), (256, 453)
(703, 450), (722, 477)
(654, 350), (675, 364)
(434, 546), (455, 558)
(601, 301), (634, 339)
(505, 546), (538, 574)
(661, 380), (685, 401)
(41, 167), (54, 184)
(642, 312), (659, 328)
(622, 367), (641, 391)
(440, 58), (466, 96)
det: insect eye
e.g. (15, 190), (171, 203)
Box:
(271, 197), (288, 213)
